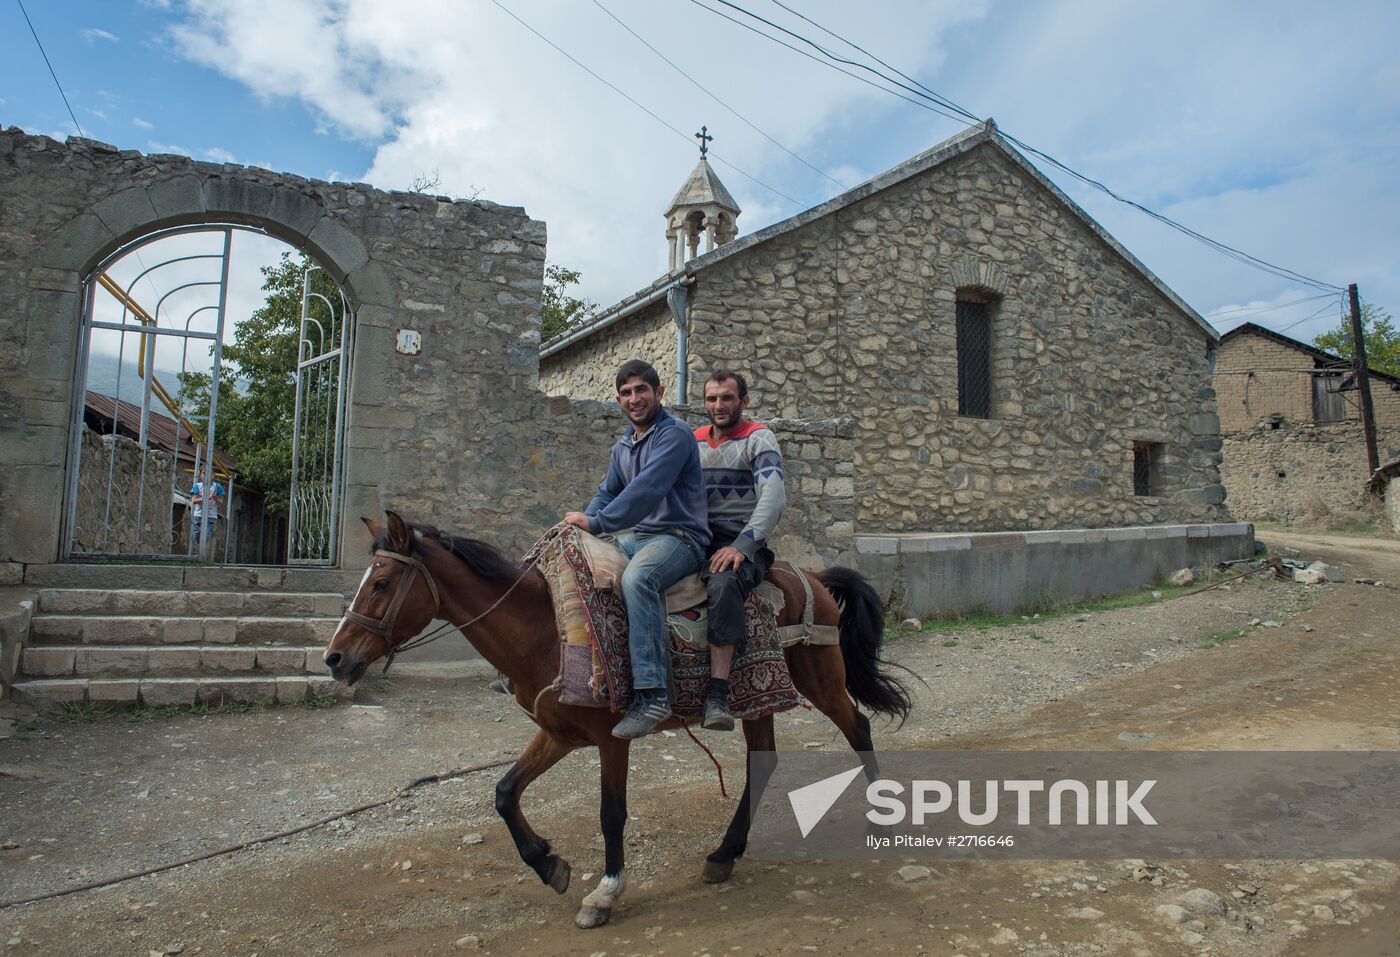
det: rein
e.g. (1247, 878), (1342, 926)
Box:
(349, 547), (543, 674)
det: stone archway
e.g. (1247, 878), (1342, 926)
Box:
(1, 130), (575, 569)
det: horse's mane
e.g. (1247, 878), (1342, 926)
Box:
(372, 521), (523, 584)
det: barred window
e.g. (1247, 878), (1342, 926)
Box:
(1133, 442), (1163, 497)
(956, 296), (992, 418)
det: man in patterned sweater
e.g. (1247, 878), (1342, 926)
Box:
(694, 370), (787, 731)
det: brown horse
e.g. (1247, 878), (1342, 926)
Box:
(323, 511), (909, 929)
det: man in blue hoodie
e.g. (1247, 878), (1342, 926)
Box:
(565, 359), (710, 739)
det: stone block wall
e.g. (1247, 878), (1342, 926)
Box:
(0, 129), (628, 567)
(1220, 423), (1400, 523)
(72, 430), (174, 554)
(540, 299), (678, 403)
(541, 140), (1227, 533)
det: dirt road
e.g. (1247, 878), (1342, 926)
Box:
(1, 531), (1397, 956)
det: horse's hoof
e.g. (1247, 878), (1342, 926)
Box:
(575, 904), (612, 929)
(546, 856), (571, 894)
(701, 859), (734, 884)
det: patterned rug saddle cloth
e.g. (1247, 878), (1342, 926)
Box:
(527, 525), (804, 719)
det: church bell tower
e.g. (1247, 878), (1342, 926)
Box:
(665, 126), (741, 271)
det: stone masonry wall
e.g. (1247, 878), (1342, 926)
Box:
(539, 299), (678, 403)
(1220, 424), (1400, 524)
(0, 129), (622, 566)
(0, 129), (852, 572)
(72, 429), (174, 555)
(681, 143), (1221, 532)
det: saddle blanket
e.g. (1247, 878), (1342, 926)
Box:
(529, 524), (801, 719)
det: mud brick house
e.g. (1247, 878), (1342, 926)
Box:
(1214, 321), (1400, 523)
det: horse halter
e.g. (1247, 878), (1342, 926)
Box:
(343, 549), (442, 649)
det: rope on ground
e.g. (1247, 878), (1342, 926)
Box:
(0, 757), (515, 911)
(683, 724), (729, 799)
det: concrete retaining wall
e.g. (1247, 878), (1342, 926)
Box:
(853, 522), (1255, 617)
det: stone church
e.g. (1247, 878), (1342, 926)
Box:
(540, 120), (1229, 535)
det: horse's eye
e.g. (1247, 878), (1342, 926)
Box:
(372, 579), (388, 591)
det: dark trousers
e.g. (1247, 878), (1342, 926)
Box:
(702, 543), (774, 648)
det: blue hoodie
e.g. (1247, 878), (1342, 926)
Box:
(585, 408), (711, 548)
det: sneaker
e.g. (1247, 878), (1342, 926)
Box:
(489, 674), (512, 695)
(702, 695), (735, 732)
(612, 690), (672, 739)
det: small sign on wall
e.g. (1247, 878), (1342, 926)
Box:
(395, 329), (422, 355)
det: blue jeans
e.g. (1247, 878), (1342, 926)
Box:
(613, 529), (705, 691)
(190, 516), (218, 546)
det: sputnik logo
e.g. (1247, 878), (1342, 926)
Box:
(786, 765), (865, 838)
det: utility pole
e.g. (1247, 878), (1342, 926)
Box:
(1348, 283), (1380, 474)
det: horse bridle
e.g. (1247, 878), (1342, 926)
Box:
(342, 544), (543, 673)
(343, 549), (442, 649)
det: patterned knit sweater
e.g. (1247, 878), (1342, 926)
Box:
(694, 420), (786, 558)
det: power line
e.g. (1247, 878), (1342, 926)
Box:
(711, 0), (977, 123)
(488, 0), (803, 207)
(690, 0), (1343, 294)
(1275, 298), (1345, 335)
(1208, 292), (1342, 331)
(15, 0), (84, 137)
(767, 0), (979, 123)
(681, 0), (969, 126)
(590, 0), (849, 193)
(1207, 293), (1337, 320)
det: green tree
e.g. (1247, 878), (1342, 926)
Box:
(179, 252), (342, 513)
(1313, 303), (1400, 378)
(541, 264), (596, 342)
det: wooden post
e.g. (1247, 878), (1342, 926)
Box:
(1348, 283), (1380, 474)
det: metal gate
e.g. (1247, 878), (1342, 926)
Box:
(62, 225), (240, 562)
(286, 267), (351, 564)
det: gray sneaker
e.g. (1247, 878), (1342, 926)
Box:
(612, 690), (672, 739)
(489, 674), (512, 695)
(702, 695), (735, 732)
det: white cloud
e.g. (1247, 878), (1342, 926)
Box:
(132, 117), (154, 129)
(166, 0), (986, 305)
(147, 140), (192, 156)
(163, 0), (1400, 322)
(81, 27), (120, 44)
(201, 146), (237, 164)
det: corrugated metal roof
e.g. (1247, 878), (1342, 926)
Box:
(84, 391), (238, 474)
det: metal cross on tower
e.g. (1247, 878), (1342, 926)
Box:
(695, 125), (713, 158)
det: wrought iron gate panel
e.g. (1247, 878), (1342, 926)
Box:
(286, 267), (350, 564)
(62, 226), (239, 563)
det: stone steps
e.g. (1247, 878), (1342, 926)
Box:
(9, 674), (348, 709)
(20, 563), (365, 594)
(28, 614), (340, 646)
(21, 644), (331, 678)
(37, 588), (346, 617)
(9, 579), (357, 709)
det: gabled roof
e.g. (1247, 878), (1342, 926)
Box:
(666, 156), (741, 215)
(546, 119), (1215, 356)
(1220, 322), (1400, 387)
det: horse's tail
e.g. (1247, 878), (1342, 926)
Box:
(818, 566), (912, 724)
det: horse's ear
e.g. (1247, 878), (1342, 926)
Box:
(361, 516), (383, 538)
(385, 510), (411, 552)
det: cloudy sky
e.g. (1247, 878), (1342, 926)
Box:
(5, 0), (1398, 347)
